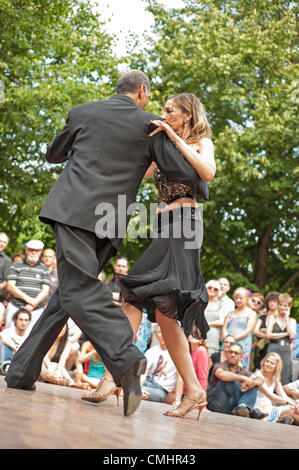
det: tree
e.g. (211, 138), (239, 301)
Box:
(0, 0), (118, 254)
(127, 0), (298, 306)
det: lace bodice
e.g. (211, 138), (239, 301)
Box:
(153, 167), (196, 204)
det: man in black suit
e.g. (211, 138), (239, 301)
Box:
(6, 70), (208, 416)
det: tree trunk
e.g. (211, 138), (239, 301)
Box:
(253, 225), (273, 288)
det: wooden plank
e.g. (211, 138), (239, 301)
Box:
(1, 377), (298, 449)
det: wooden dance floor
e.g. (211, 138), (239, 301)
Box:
(1, 376), (298, 450)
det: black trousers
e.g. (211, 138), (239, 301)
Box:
(5, 223), (144, 388)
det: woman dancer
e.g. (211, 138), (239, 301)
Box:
(82, 93), (216, 419)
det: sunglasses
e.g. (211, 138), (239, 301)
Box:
(228, 350), (241, 355)
(252, 298), (262, 305)
(207, 286), (219, 291)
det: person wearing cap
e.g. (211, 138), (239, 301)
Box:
(5, 240), (50, 331)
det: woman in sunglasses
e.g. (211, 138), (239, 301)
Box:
(204, 280), (225, 356)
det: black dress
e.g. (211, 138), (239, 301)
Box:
(116, 168), (209, 340)
(267, 322), (293, 385)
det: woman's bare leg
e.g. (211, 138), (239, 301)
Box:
(155, 310), (205, 401)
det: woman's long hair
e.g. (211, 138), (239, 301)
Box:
(169, 93), (212, 143)
(260, 352), (283, 388)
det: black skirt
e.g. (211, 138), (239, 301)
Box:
(116, 207), (209, 340)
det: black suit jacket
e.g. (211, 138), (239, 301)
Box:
(40, 95), (208, 249)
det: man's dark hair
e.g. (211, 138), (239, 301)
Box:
(13, 308), (32, 323)
(229, 342), (243, 352)
(116, 70), (150, 95)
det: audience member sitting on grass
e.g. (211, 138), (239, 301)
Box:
(40, 324), (75, 387)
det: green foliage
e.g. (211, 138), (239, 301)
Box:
(0, 0), (118, 254)
(126, 0), (298, 301)
(0, 1), (298, 315)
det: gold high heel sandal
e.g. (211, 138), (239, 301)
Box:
(164, 395), (207, 420)
(81, 377), (121, 405)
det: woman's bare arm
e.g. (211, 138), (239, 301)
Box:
(149, 120), (216, 182)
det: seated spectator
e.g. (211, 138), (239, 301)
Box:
(133, 310), (152, 354)
(66, 318), (82, 367)
(205, 280), (224, 356)
(284, 379), (299, 400)
(188, 336), (209, 393)
(6, 239), (50, 331)
(40, 324), (75, 387)
(236, 353), (299, 423)
(141, 325), (177, 403)
(73, 340), (105, 390)
(209, 335), (236, 383)
(108, 256), (129, 306)
(207, 342), (263, 415)
(0, 232), (11, 299)
(0, 309), (31, 375)
(266, 293), (296, 385)
(217, 277), (235, 317)
(175, 334), (209, 404)
(222, 287), (256, 369)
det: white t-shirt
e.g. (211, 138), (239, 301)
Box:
(1, 326), (29, 351)
(145, 345), (176, 392)
(219, 295), (235, 316)
(252, 370), (275, 414)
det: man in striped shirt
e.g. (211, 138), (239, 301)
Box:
(6, 240), (50, 332)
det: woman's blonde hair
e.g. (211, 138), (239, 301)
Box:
(169, 93), (212, 143)
(260, 352), (283, 387)
(278, 293), (293, 308)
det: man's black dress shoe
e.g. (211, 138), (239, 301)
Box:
(249, 408), (268, 420)
(6, 382), (36, 391)
(120, 357), (147, 417)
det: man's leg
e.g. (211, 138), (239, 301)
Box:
(52, 223), (144, 388)
(5, 288), (68, 388)
(207, 381), (241, 414)
(238, 387), (258, 410)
